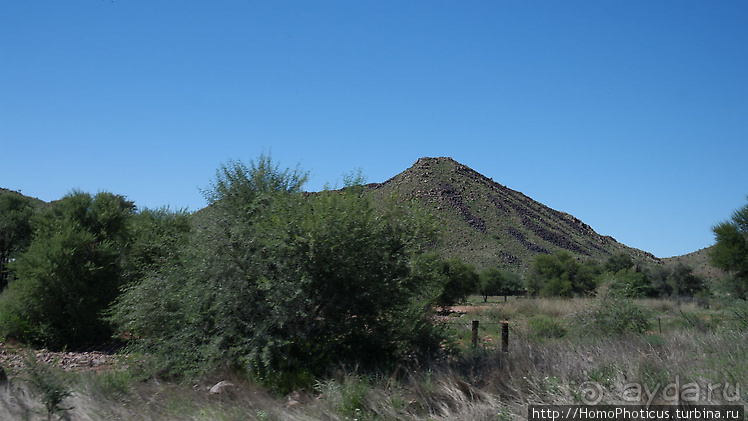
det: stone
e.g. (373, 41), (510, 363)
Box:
(209, 380), (235, 395)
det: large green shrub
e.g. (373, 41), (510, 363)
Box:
(0, 192), (35, 291)
(0, 191), (134, 348)
(125, 206), (191, 283)
(604, 268), (656, 298)
(435, 257), (479, 306)
(526, 251), (600, 297)
(111, 156), (446, 390)
(575, 296), (652, 336)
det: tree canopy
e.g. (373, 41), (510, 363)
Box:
(710, 197), (748, 299)
(526, 251), (600, 297)
(0, 191), (135, 347)
(111, 156), (446, 391)
(0, 192), (35, 291)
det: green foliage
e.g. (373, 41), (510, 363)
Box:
(575, 296), (652, 336)
(667, 263), (706, 297)
(435, 257), (479, 306)
(605, 253), (634, 273)
(501, 271), (524, 296)
(125, 207), (191, 284)
(478, 267), (503, 302)
(111, 156), (446, 391)
(527, 251), (600, 297)
(647, 265), (673, 297)
(314, 375), (372, 419)
(0, 191), (135, 348)
(604, 268), (656, 298)
(477, 267), (524, 302)
(709, 197), (748, 299)
(723, 300), (748, 332)
(0, 192), (35, 291)
(527, 315), (567, 340)
(23, 352), (72, 420)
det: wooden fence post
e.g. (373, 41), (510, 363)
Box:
(501, 321), (509, 352)
(471, 320), (479, 348)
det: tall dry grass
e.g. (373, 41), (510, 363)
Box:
(1, 297), (745, 420)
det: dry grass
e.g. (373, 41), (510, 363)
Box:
(1, 297), (745, 420)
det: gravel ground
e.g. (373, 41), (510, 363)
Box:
(0, 342), (127, 374)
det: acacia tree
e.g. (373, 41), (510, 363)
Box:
(0, 191), (135, 348)
(111, 156), (445, 390)
(710, 198), (748, 299)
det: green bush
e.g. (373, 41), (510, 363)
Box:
(575, 297), (652, 336)
(0, 192), (35, 291)
(527, 315), (567, 339)
(436, 257), (479, 306)
(0, 191), (135, 348)
(604, 269), (656, 298)
(527, 252), (600, 297)
(23, 352), (72, 420)
(111, 156), (447, 391)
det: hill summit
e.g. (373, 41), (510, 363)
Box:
(368, 157), (659, 271)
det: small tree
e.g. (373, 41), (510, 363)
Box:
(527, 251), (600, 297)
(478, 268), (503, 303)
(436, 257), (479, 306)
(500, 271), (524, 300)
(667, 263), (705, 297)
(709, 197), (748, 299)
(647, 265), (672, 297)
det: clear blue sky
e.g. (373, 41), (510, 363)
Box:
(2, 1), (747, 258)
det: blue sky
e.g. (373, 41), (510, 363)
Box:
(2, 1), (747, 258)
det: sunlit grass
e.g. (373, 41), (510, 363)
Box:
(2, 297), (746, 420)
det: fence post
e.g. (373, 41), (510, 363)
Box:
(501, 321), (509, 352)
(471, 320), (479, 348)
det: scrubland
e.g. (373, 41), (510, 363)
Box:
(1, 296), (745, 421)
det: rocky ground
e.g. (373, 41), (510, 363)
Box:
(0, 341), (127, 374)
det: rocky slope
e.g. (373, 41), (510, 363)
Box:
(368, 157), (660, 271)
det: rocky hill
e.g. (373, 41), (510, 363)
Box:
(368, 157), (660, 272)
(1, 159), (670, 273)
(662, 246), (724, 280)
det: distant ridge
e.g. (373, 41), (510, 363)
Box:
(4, 159), (709, 274)
(369, 157), (660, 271)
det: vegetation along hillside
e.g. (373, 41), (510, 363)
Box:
(662, 246), (725, 280)
(368, 157), (659, 272)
